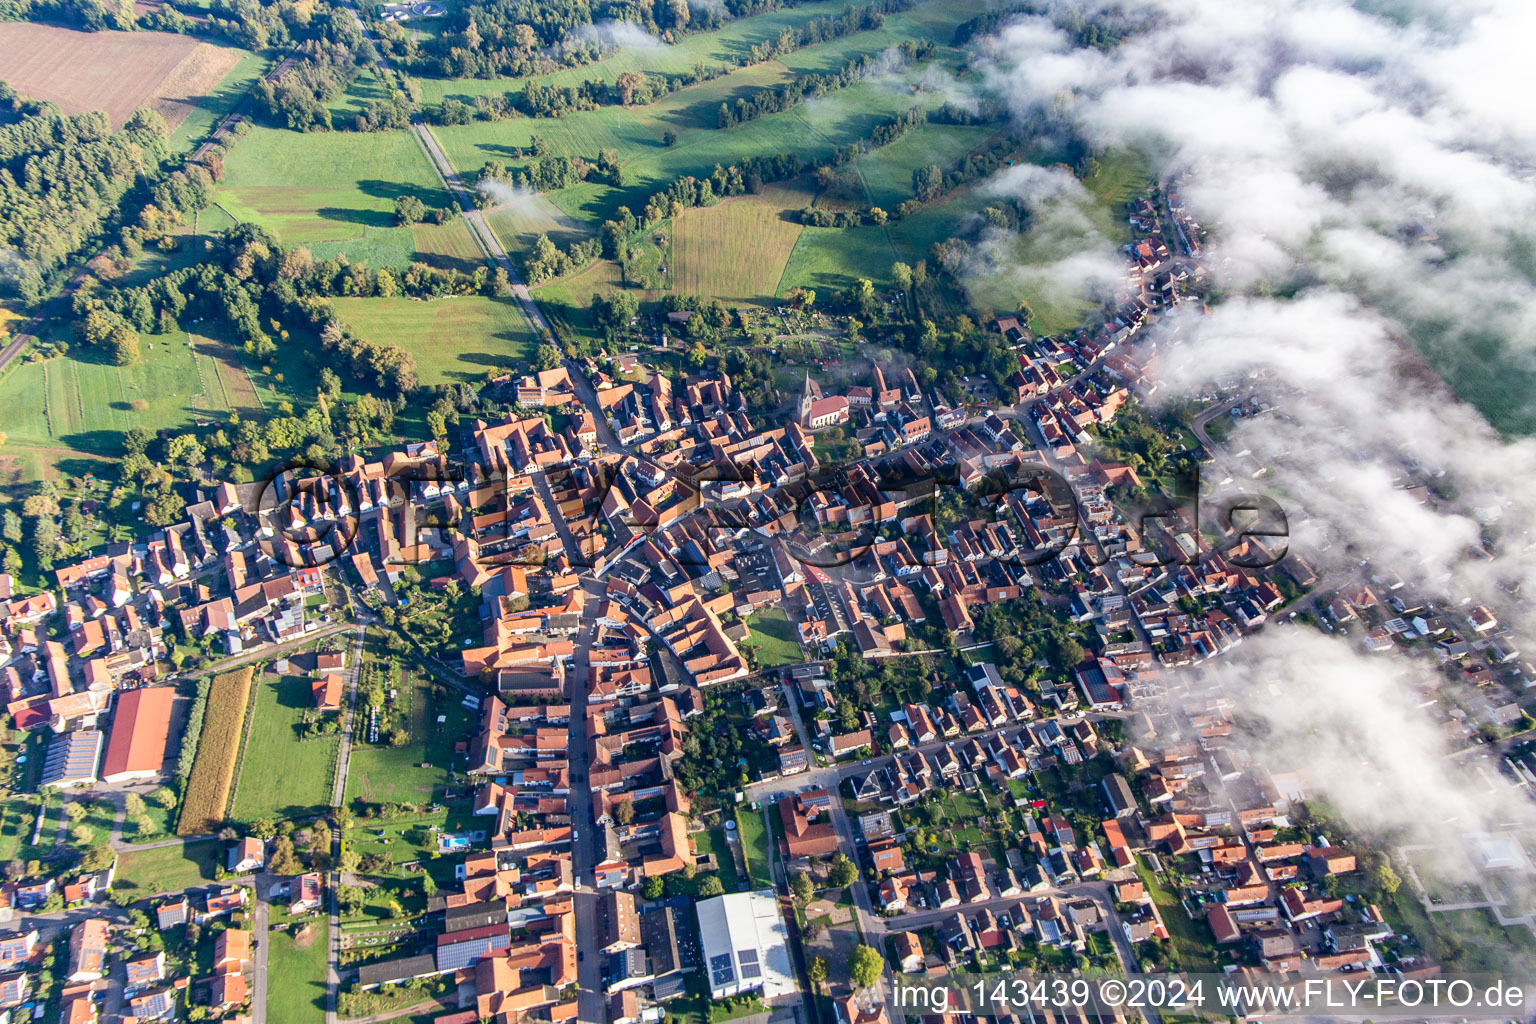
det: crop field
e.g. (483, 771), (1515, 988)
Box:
(0, 24), (252, 131)
(330, 295), (538, 384)
(215, 127), (455, 263)
(483, 191), (589, 255)
(178, 667), (254, 836)
(411, 217), (486, 272)
(229, 670), (340, 822)
(0, 326), (269, 454)
(671, 183), (806, 303)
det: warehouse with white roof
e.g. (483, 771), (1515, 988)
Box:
(695, 890), (797, 1002)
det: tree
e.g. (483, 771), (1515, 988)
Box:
(696, 875), (725, 897)
(167, 434), (205, 475)
(124, 794), (147, 818)
(643, 875), (665, 900)
(913, 164), (943, 201)
(809, 956), (828, 989)
(107, 324), (140, 365)
(151, 787), (178, 809)
(663, 130), (678, 147)
(892, 261), (912, 292)
(1372, 861), (1402, 896)
(80, 844), (114, 873)
(614, 799), (635, 826)
(533, 343), (561, 372)
(269, 836), (302, 875)
(395, 195), (426, 225)
(849, 945), (884, 988)
(250, 817), (277, 839)
(1058, 636), (1085, 667)
(829, 853), (858, 888)
(790, 870), (814, 905)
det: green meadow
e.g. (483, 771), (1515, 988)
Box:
(213, 126), (454, 266)
(413, 0), (874, 105)
(329, 294), (539, 384)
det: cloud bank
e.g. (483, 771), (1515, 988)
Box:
(970, 0), (1536, 884)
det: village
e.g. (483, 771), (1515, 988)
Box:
(0, 179), (1531, 1024)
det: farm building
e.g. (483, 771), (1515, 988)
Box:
(101, 686), (175, 783)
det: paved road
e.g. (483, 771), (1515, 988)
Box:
(568, 581), (606, 1024)
(252, 897), (272, 1024)
(339, 0), (556, 345)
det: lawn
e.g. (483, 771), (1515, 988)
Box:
(696, 827), (744, 893)
(329, 295), (539, 385)
(849, 122), (998, 210)
(268, 920), (330, 1024)
(1135, 855), (1216, 972)
(483, 189), (590, 256)
(228, 669), (340, 823)
(737, 807), (773, 890)
(742, 608), (804, 669)
(214, 126), (453, 266)
(115, 839), (221, 897)
(345, 664), (475, 807)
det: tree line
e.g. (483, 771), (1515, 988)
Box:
(715, 40), (937, 129)
(371, 0), (805, 81)
(424, 0), (920, 123)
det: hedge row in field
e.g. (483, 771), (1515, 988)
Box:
(176, 667), (254, 836)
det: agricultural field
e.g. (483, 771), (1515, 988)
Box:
(330, 295), (538, 385)
(214, 127), (455, 264)
(114, 839), (221, 896)
(411, 217), (486, 273)
(432, 0), (990, 229)
(0, 325), (272, 455)
(483, 190), (591, 255)
(268, 921), (330, 1024)
(671, 183), (806, 304)
(0, 23), (255, 135)
(229, 669), (341, 822)
(178, 667), (254, 836)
